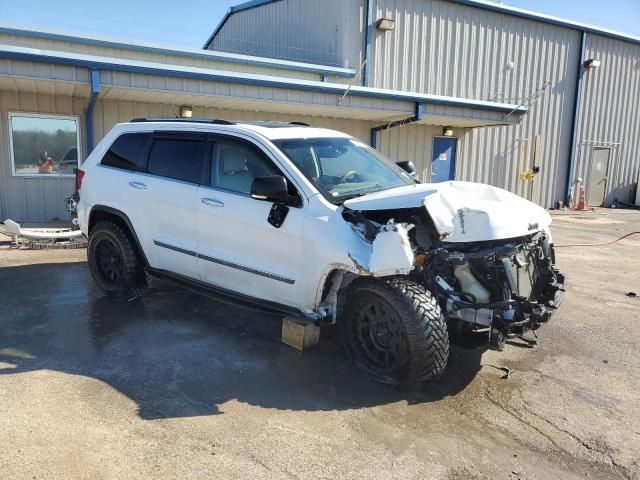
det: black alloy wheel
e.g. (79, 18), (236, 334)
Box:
(95, 236), (124, 284)
(87, 220), (144, 297)
(342, 277), (449, 389)
(348, 293), (410, 382)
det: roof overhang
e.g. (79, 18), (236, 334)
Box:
(0, 44), (527, 117)
(0, 44), (526, 127)
(0, 25), (356, 78)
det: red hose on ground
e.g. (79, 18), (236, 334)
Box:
(555, 232), (640, 248)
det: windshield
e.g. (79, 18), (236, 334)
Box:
(273, 137), (414, 203)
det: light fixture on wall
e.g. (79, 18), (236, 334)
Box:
(376, 18), (395, 31)
(583, 58), (602, 69)
(443, 126), (454, 137)
(179, 105), (193, 118)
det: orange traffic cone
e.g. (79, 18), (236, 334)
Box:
(576, 184), (587, 210)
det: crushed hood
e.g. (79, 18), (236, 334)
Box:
(343, 181), (551, 243)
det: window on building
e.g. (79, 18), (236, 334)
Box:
(101, 132), (152, 172)
(147, 138), (205, 184)
(9, 113), (81, 177)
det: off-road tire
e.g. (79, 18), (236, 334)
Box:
(342, 277), (449, 389)
(88, 220), (144, 298)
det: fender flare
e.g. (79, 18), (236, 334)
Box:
(88, 205), (150, 267)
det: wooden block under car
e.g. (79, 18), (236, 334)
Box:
(281, 317), (320, 351)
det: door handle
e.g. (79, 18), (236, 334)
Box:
(201, 197), (224, 208)
(129, 181), (147, 190)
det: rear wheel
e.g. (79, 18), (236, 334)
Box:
(342, 277), (449, 389)
(88, 220), (144, 297)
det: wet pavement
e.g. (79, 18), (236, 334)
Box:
(0, 209), (639, 479)
(0, 256), (481, 418)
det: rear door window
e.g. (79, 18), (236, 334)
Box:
(147, 136), (206, 184)
(101, 132), (151, 171)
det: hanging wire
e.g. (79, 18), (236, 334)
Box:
(337, 59), (367, 106)
(502, 81), (551, 119)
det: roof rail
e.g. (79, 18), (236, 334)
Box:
(238, 120), (312, 128)
(130, 118), (236, 125)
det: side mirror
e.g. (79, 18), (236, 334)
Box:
(396, 161), (417, 178)
(251, 175), (293, 204)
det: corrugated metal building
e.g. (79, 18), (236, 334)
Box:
(207, 0), (640, 209)
(0, 0), (638, 222)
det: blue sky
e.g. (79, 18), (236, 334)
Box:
(0, 0), (638, 48)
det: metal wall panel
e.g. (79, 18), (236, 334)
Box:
(98, 70), (412, 116)
(0, 90), (83, 222)
(370, 0), (581, 207)
(91, 98), (378, 145)
(573, 35), (640, 206)
(209, 0), (366, 70)
(371, 0), (580, 98)
(0, 33), (322, 81)
(0, 58), (90, 86)
(377, 124), (467, 180)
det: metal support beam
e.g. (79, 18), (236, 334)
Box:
(363, 0), (374, 87)
(370, 103), (424, 149)
(565, 31), (586, 206)
(85, 69), (101, 155)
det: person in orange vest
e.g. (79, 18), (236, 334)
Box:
(38, 150), (53, 174)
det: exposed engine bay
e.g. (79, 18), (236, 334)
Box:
(342, 203), (565, 349)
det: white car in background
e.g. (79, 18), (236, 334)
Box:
(77, 119), (565, 388)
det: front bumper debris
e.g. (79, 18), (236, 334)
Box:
(426, 232), (566, 348)
(493, 266), (566, 340)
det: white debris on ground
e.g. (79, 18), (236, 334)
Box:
(0, 219), (86, 249)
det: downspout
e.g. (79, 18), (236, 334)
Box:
(85, 69), (101, 155)
(362, 0), (373, 86)
(370, 103), (424, 149)
(565, 31), (586, 206)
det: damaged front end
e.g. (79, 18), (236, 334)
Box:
(423, 232), (565, 349)
(341, 183), (566, 349)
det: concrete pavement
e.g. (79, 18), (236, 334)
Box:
(0, 209), (639, 479)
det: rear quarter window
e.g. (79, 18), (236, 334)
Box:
(147, 138), (205, 184)
(101, 132), (151, 171)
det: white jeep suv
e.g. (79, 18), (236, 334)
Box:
(78, 119), (565, 388)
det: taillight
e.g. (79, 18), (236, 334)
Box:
(76, 169), (85, 192)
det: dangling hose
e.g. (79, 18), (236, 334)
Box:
(555, 232), (640, 248)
